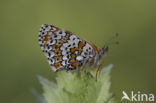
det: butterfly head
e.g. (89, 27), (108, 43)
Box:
(99, 33), (119, 57)
(99, 46), (109, 57)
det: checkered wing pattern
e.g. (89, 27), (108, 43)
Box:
(38, 24), (99, 72)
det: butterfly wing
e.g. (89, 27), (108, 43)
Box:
(38, 24), (97, 72)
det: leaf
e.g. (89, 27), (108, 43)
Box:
(38, 64), (116, 103)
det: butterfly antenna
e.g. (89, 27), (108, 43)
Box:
(102, 33), (119, 55)
(104, 33), (119, 48)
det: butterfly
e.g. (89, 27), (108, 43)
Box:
(38, 24), (118, 72)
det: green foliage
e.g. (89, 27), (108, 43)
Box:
(38, 64), (116, 103)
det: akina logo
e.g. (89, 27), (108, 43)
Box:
(121, 91), (154, 102)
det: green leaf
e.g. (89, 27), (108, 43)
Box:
(38, 64), (116, 103)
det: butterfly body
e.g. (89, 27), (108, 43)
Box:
(38, 24), (106, 72)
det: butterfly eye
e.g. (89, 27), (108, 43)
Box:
(100, 47), (108, 56)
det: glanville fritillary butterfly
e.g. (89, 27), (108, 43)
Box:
(38, 24), (118, 73)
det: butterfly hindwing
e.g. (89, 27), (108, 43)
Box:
(38, 24), (97, 71)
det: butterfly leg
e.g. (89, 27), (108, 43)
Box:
(96, 60), (103, 81)
(88, 58), (94, 67)
(77, 67), (81, 78)
(84, 58), (94, 74)
(81, 60), (88, 74)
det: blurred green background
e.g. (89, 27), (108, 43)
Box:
(0, 0), (156, 103)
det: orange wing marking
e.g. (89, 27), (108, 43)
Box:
(69, 58), (75, 63)
(72, 61), (80, 67)
(78, 41), (85, 55)
(55, 63), (62, 69)
(42, 35), (50, 46)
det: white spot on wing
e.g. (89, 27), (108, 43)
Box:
(63, 43), (69, 47)
(69, 35), (77, 40)
(61, 30), (66, 36)
(52, 34), (61, 40)
(62, 61), (66, 66)
(50, 52), (55, 57)
(63, 56), (68, 60)
(51, 66), (57, 72)
(76, 56), (83, 61)
(62, 51), (67, 55)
